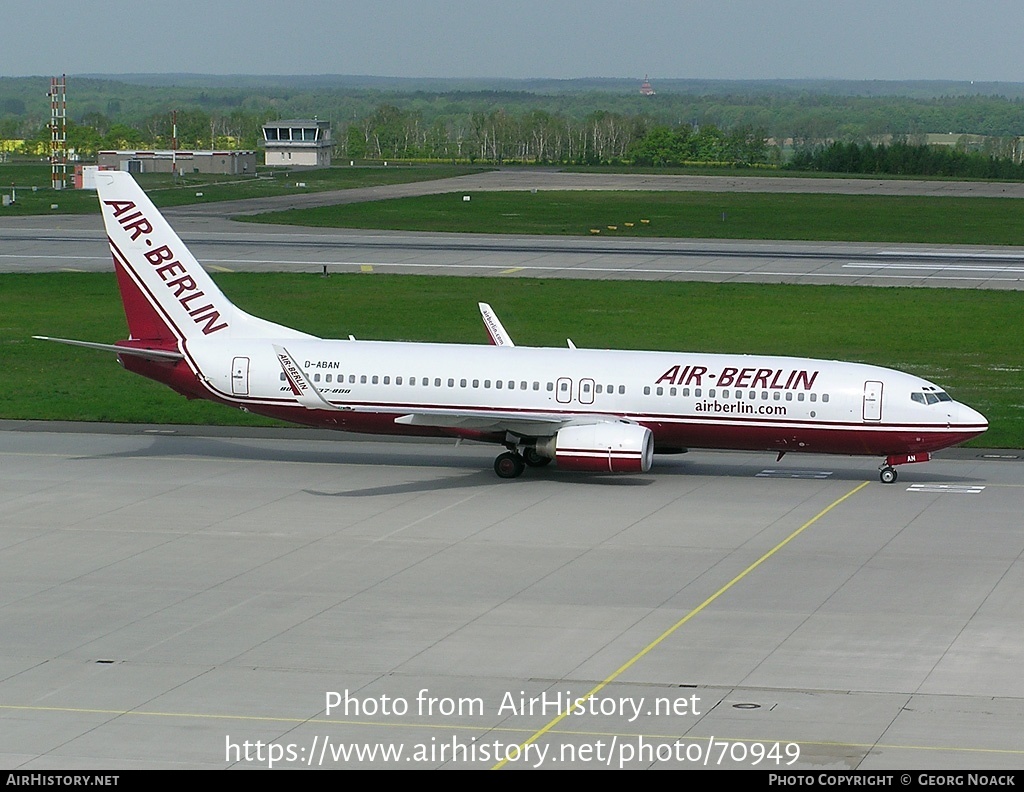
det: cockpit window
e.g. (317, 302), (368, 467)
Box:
(912, 390), (953, 405)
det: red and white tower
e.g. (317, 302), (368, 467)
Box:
(49, 75), (67, 190)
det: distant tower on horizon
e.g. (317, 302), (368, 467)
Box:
(49, 74), (67, 190)
(640, 75), (656, 96)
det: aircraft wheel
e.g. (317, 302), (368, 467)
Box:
(494, 452), (526, 479)
(523, 447), (552, 467)
(879, 466), (898, 484)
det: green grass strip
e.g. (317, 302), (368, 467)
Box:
(2, 272), (1019, 447)
(0, 164), (488, 215)
(245, 190), (1024, 246)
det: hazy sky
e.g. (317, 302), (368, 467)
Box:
(8, 0), (1024, 82)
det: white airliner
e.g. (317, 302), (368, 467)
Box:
(38, 171), (987, 482)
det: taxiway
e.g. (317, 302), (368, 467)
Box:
(0, 423), (1021, 769)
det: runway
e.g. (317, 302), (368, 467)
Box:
(1, 423), (1022, 769)
(2, 168), (1024, 288)
(4, 220), (1024, 289)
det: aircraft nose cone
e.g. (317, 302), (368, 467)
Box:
(958, 402), (988, 433)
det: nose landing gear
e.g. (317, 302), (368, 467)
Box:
(879, 452), (930, 484)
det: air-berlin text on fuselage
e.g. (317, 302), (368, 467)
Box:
(103, 199), (228, 336)
(656, 364), (819, 390)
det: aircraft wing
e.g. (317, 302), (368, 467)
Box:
(393, 410), (621, 438)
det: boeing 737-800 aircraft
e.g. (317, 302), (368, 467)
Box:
(37, 171), (987, 482)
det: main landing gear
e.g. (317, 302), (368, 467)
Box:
(494, 451), (525, 479)
(879, 466), (898, 484)
(493, 447), (552, 479)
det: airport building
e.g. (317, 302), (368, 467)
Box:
(97, 149), (257, 175)
(261, 119), (332, 167)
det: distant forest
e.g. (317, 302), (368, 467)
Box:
(4, 75), (1024, 173)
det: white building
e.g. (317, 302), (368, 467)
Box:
(261, 120), (332, 167)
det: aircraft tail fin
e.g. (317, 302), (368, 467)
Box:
(95, 170), (313, 346)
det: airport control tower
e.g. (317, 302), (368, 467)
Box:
(261, 119), (332, 167)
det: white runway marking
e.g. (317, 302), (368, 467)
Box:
(906, 484), (986, 494)
(756, 469), (834, 479)
(845, 262), (1024, 273)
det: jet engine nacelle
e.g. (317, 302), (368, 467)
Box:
(536, 422), (654, 473)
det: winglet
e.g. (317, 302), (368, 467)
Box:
(478, 302), (515, 347)
(274, 345), (343, 411)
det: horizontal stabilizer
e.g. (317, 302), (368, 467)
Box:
(33, 336), (184, 361)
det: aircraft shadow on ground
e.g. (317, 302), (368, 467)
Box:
(310, 470), (657, 497)
(74, 436), (984, 489)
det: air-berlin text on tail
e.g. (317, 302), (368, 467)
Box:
(103, 199), (228, 336)
(656, 364), (819, 390)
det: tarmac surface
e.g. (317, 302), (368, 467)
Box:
(0, 422), (1022, 769)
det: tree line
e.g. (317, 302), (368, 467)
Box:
(788, 140), (1024, 179)
(7, 75), (1024, 150)
(3, 102), (776, 167)
(343, 105), (772, 165)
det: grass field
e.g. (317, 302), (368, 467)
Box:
(245, 190), (1024, 246)
(0, 162), (487, 215)
(2, 272), (1020, 447)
